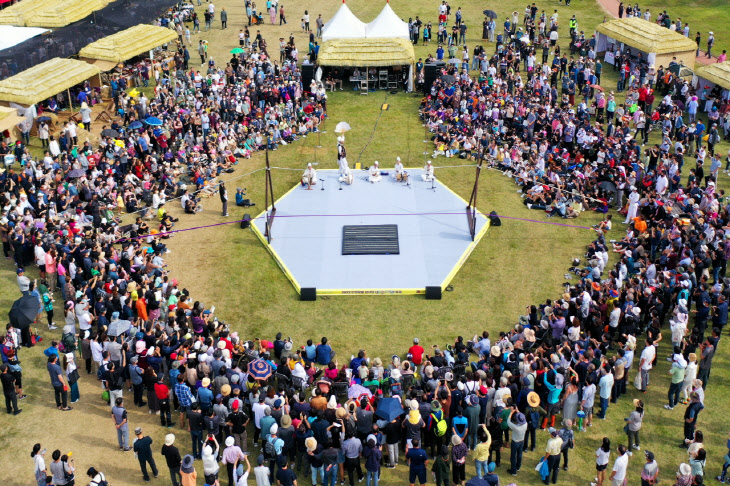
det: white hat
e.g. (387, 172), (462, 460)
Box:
(391, 369), (402, 380)
(396, 157), (401, 161)
(307, 163), (312, 167)
(225, 436), (235, 447)
(374, 161), (379, 166)
(165, 434), (175, 446)
(270, 424), (278, 435)
(427, 160), (432, 165)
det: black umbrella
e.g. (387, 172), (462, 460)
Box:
(8, 294), (39, 330)
(440, 75), (456, 84)
(67, 169), (86, 179)
(36, 116), (52, 123)
(101, 128), (120, 138)
(483, 10), (498, 19)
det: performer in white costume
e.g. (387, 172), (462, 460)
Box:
(337, 136), (348, 175)
(623, 186), (639, 223)
(301, 162), (317, 189)
(422, 160), (435, 182)
(339, 165), (354, 185)
(394, 157), (407, 181)
(369, 161), (382, 183)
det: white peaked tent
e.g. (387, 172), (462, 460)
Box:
(366, 2), (409, 39)
(321, 1), (367, 42)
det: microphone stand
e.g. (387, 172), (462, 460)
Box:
(320, 178), (325, 191)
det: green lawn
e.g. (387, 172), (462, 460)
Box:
(4, 0), (730, 484)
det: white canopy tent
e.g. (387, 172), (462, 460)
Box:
(366, 2), (409, 39)
(0, 25), (48, 51)
(321, 1), (367, 42)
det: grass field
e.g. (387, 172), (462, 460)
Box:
(4, 0), (730, 484)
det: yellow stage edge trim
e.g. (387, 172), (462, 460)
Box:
(318, 288), (427, 296)
(250, 209), (301, 293)
(440, 218), (490, 290)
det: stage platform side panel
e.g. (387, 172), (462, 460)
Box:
(251, 169), (488, 294)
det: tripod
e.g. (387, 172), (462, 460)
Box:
(425, 177), (436, 192)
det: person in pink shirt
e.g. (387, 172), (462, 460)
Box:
(718, 50), (727, 63)
(45, 248), (57, 293)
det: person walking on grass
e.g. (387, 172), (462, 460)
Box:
(591, 437), (611, 486)
(134, 427), (159, 482)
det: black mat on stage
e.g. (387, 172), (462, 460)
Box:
(342, 225), (400, 255)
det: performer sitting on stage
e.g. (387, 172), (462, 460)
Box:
(394, 157), (407, 181)
(421, 160), (435, 182)
(368, 161), (382, 183)
(337, 136), (348, 175)
(338, 165), (354, 185)
(301, 162), (317, 189)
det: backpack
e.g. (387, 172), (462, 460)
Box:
(431, 413), (447, 437)
(529, 410), (541, 429)
(62, 333), (76, 353)
(263, 439), (276, 460)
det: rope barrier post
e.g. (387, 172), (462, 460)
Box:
(264, 136), (276, 244)
(466, 153), (484, 242)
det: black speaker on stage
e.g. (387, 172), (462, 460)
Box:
(301, 64), (315, 92)
(300, 288), (317, 301)
(240, 213), (251, 229)
(425, 286), (442, 300)
(423, 61), (446, 93)
(489, 211), (502, 227)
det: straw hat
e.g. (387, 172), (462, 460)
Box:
(688, 353), (697, 362)
(305, 437), (318, 452)
(490, 346), (501, 357)
(336, 407), (348, 419)
(202, 377), (211, 388)
(281, 415), (292, 428)
(221, 384), (231, 397)
(372, 357), (382, 367)
(527, 392), (540, 407)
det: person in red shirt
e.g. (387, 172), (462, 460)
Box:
(408, 338), (425, 366)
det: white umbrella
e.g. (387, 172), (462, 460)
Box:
(334, 121), (352, 133)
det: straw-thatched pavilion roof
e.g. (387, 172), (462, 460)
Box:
(595, 17), (697, 55)
(317, 38), (415, 67)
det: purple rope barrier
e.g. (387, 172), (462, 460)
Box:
(116, 210), (592, 243)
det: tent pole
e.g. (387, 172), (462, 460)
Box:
(67, 89), (73, 111)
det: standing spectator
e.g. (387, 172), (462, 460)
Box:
(707, 32), (715, 58)
(683, 392), (704, 448)
(451, 435), (468, 486)
(343, 432), (364, 486)
(221, 7), (227, 28)
(432, 445), (450, 486)
(363, 437), (381, 486)
(112, 397), (131, 451)
(180, 455), (197, 486)
(405, 439), (428, 486)
(507, 410), (527, 475)
(1, 364), (21, 415)
(220, 182), (229, 217)
(625, 399), (644, 453)
(641, 450), (659, 486)
(591, 438), (611, 486)
(666, 356), (686, 410)
(133, 426), (159, 482)
(223, 436), (247, 486)
(161, 434), (182, 486)
(697, 337), (715, 389)
(559, 420), (575, 472)
(47, 354), (71, 411)
(638, 338), (655, 393)
(542, 427), (563, 485)
(202, 437), (220, 486)
(187, 403), (205, 460)
(609, 445), (629, 486)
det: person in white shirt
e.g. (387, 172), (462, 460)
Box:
(301, 163), (317, 189)
(233, 456), (251, 486)
(608, 445), (629, 486)
(422, 160), (435, 181)
(623, 186), (639, 223)
(394, 157), (407, 181)
(253, 454), (271, 486)
(638, 337), (656, 392)
(368, 161), (382, 183)
(337, 137), (348, 174)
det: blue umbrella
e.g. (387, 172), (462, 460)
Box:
(144, 116), (163, 126)
(247, 359), (273, 381)
(36, 116), (52, 122)
(374, 397), (404, 422)
(153, 128), (164, 137)
(128, 121), (143, 129)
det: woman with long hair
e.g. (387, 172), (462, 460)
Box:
(62, 353), (80, 403)
(31, 443), (48, 486)
(591, 437), (611, 486)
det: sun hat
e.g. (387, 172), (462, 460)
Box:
(490, 346), (501, 357)
(135, 427), (143, 435)
(202, 377), (211, 388)
(165, 434), (175, 446)
(679, 463), (691, 476)
(688, 353), (697, 362)
(373, 357), (382, 367)
(548, 427), (559, 436)
(514, 413), (526, 425)
(181, 455), (195, 474)
(221, 384), (231, 397)
(409, 399), (419, 411)
(390, 369), (401, 380)
(281, 415), (292, 428)
(336, 407), (348, 419)
(225, 437), (235, 447)
(431, 400), (442, 412)
(305, 437), (318, 452)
